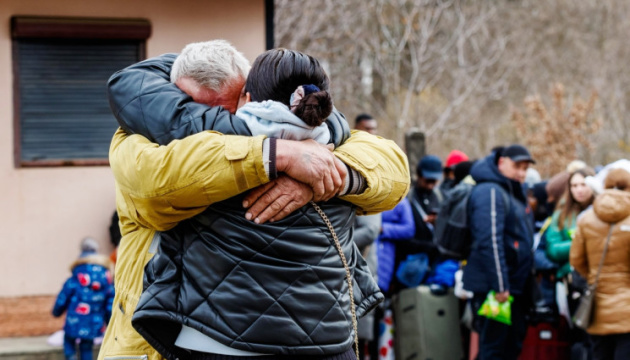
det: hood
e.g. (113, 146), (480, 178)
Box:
(70, 254), (112, 272)
(235, 100), (331, 144)
(470, 153), (527, 203)
(593, 189), (630, 224)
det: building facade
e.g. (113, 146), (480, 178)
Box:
(0, 0), (268, 336)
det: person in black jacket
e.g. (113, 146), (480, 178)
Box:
(405, 155), (444, 262)
(463, 145), (535, 360)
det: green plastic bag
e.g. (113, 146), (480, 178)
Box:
(477, 290), (514, 325)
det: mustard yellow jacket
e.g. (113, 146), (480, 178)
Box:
(98, 128), (409, 360)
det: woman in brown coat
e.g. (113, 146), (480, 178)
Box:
(570, 168), (630, 360)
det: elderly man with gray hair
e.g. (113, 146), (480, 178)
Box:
(100, 40), (410, 360)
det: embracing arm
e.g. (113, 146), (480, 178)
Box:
(243, 130), (411, 223)
(110, 128), (269, 231)
(336, 130), (410, 214)
(110, 128), (346, 230)
(107, 54), (349, 146)
(107, 54), (251, 144)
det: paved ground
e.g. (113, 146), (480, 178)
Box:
(0, 336), (54, 354)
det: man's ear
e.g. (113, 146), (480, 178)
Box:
(246, 92), (251, 103)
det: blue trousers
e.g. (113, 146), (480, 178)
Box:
(63, 334), (94, 360)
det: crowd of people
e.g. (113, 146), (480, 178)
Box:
(50, 39), (630, 360)
(352, 126), (630, 360)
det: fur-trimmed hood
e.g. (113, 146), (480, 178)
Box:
(70, 254), (112, 272)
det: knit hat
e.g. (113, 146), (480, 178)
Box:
(567, 160), (587, 173)
(81, 237), (99, 254)
(445, 150), (469, 168)
(453, 160), (474, 185)
(525, 168), (542, 188)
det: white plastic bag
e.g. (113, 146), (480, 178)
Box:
(556, 281), (572, 327)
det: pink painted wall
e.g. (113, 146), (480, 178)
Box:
(0, 0), (266, 297)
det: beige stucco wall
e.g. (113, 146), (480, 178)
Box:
(0, 0), (266, 297)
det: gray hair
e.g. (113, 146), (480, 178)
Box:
(171, 40), (250, 91)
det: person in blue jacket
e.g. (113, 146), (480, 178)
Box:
(52, 238), (114, 360)
(463, 145), (535, 360)
(375, 197), (416, 295)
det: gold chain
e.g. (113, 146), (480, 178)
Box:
(310, 201), (359, 360)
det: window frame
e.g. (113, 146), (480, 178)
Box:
(11, 16), (151, 167)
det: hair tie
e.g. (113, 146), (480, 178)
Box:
(290, 84), (321, 112)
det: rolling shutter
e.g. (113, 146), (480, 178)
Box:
(17, 40), (140, 161)
(12, 17), (150, 166)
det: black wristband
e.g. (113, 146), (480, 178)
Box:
(346, 163), (354, 195)
(269, 138), (278, 180)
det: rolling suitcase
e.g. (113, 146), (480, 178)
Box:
(393, 285), (464, 360)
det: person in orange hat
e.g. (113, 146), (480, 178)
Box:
(440, 150), (469, 194)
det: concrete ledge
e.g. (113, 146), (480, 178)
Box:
(0, 336), (99, 360)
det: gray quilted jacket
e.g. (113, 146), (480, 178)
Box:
(134, 196), (382, 359)
(107, 55), (383, 359)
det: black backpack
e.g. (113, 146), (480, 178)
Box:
(433, 182), (510, 260)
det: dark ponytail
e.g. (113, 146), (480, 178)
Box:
(245, 48), (332, 126)
(293, 90), (333, 127)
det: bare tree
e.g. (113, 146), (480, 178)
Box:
(275, 0), (630, 166)
(276, 0), (509, 146)
(512, 83), (602, 177)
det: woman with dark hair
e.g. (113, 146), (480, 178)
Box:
(131, 48), (385, 360)
(234, 48), (335, 145)
(546, 167), (596, 278)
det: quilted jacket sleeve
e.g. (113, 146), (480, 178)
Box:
(109, 128), (269, 231)
(107, 54), (350, 146)
(335, 131), (410, 215)
(469, 184), (510, 293)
